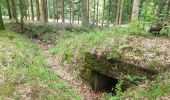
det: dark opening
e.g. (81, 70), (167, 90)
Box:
(92, 70), (118, 94)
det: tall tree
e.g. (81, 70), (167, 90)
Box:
(78, 0), (80, 24)
(30, 0), (34, 21)
(11, 0), (18, 23)
(102, 0), (105, 26)
(19, 0), (24, 32)
(36, 0), (40, 21)
(61, 0), (65, 23)
(96, 0), (99, 25)
(6, 0), (12, 19)
(119, 0), (124, 25)
(81, 0), (89, 26)
(131, 0), (140, 21)
(0, 0), (5, 30)
(69, 0), (73, 24)
(116, 0), (121, 25)
(53, 0), (56, 21)
(40, 0), (48, 23)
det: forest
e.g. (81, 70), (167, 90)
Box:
(0, 0), (170, 100)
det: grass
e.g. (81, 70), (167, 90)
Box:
(0, 31), (81, 99)
(50, 26), (170, 99)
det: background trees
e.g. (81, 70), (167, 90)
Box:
(0, 0), (169, 27)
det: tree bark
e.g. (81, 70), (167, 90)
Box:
(69, 0), (72, 24)
(30, 0), (34, 21)
(40, 0), (48, 23)
(102, 0), (105, 26)
(6, 0), (12, 19)
(96, 0), (99, 25)
(0, 0), (5, 30)
(19, 0), (24, 32)
(78, 0), (80, 24)
(53, 0), (56, 21)
(81, 0), (89, 26)
(119, 0), (124, 25)
(116, 0), (121, 25)
(61, 0), (65, 23)
(131, 0), (140, 21)
(36, 0), (40, 21)
(11, 0), (18, 23)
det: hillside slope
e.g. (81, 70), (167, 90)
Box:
(0, 31), (81, 99)
(51, 28), (170, 99)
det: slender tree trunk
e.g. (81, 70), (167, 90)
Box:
(11, 0), (18, 23)
(53, 0), (56, 21)
(0, 0), (5, 30)
(78, 0), (80, 24)
(19, 0), (24, 32)
(36, 0), (40, 21)
(30, 0), (34, 21)
(87, 0), (89, 23)
(119, 0), (124, 25)
(69, 0), (72, 24)
(81, 0), (88, 26)
(72, 0), (74, 23)
(165, 0), (170, 19)
(102, 0), (105, 26)
(107, 0), (111, 25)
(131, 0), (140, 21)
(61, 0), (65, 23)
(6, 0), (12, 19)
(40, 0), (48, 23)
(96, 0), (99, 25)
(116, 0), (121, 25)
(93, 0), (96, 24)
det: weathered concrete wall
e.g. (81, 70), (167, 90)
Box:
(82, 52), (158, 91)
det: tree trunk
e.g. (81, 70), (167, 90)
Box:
(40, 0), (48, 23)
(131, 0), (140, 21)
(69, 0), (72, 24)
(36, 0), (40, 21)
(87, 0), (89, 23)
(11, 0), (18, 23)
(78, 0), (80, 24)
(61, 0), (65, 23)
(72, 0), (74, 23)
(30, 0), (34, 21)
(119, 0), (124, 25)
(81, 0), (89, 26)
(19, 0), (24, 32)
(165, 0), (170, 20)
(107, 0), (111, 25)
(96, 0), (99, 25)
(6, 0), (12, 19)
(0, 0), (5, 30)
(102, 0), (105, 26)
(116, 0), (121, 25)
(53, 0), (56, 21)
(93, 0), (96, 24)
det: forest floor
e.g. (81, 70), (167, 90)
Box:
(2, 21), (170, 99)
(30, 37), (102, 100)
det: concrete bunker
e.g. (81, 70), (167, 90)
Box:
(82, 52), (157, 93)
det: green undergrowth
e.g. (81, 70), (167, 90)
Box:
(5, 22), (91, 43)
(0, 31), (81, 99)
(51, 27), (170, 99)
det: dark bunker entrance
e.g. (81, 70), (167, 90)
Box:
(92, 70), (119, 94)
